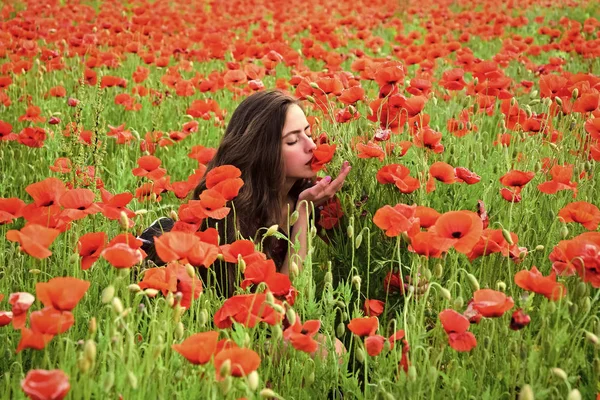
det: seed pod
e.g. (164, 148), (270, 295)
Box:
(101, 286), (115, 304)
(128, 284), (141, 293)
(518, 384), (534, 400)
(175, 322), (184, 340)
(286, 308), (297, 326)
(567, 389), (581, 400)
(560, 225), (569, 239)
(496, 281), (507, 291)
(434, 263), (443, 278)
(347, 224), (354, 238)
(89, 317), (97, 334)
(535, 245), (544, 251)
(247, 371), (259, 391)
(355, 232), (363, 249)
(336, 322), (345, 338)
(550, 368), (568, 381)
(439, 287), (452, 301)
(111, 297), (124, 314)
(84, 339), (97, 363)
(466, 273), (480, 291)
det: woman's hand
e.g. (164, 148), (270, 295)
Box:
(297, 161), (351, 213)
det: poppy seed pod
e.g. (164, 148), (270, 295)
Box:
(518, 384), (534, 400)
(169, 210), (179, 221)
(247, 371), (259, 391)
(466, 273), (480, 291)
(567, 389), (581, 400)
(84, 340), (97, 363)
(585, 330), (598, 345)
(128, 284), (141, 292)
(111, 297), (124, 314)
(551, 367), (568, 381)
(309, 82), (320, 89)
(101, 286), (115, 304)
(352, 275), (362, 290)
(175, 322), (184, 340)
(89, 317), (97, 334)
(260, 389), (279, 398)
(439, 287), (452, 301)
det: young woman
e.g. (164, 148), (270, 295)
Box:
(139, 90), (351, 297)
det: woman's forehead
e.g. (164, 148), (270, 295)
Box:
(282, 104), (308, 135)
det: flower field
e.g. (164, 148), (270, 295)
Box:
(1, 0), (600, 398)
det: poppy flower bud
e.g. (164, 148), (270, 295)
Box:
(354, 232), (363, 249)
(175, 322), (184, 340)
(555, 97), (563, 106)
(525, 105), (533, 119)
(473, 77), (479, 86)
(272, 324), (282, 341)
(560, 225), (569, 239)
(306, 95), (316, 103)
(89, 317), (97, 334)
(185, 263), (195, 279)
(324, 271), (333, 286)
(582, 297), (591, 314)
(585, 330), (598, 345)
(84, 339), (97, 363)
(571, 88), (579, 100)
(144, 288), (159, 297)
(567, 389), (581, 400)
(219, 359), (231, 378)
(67, 97), (80, 107)
(128, 284), (141, 292)
(49, 116), (61, 125)
(452, 378), (461, 393)
(453, 296), (464, 309)
(428, 366), (438, 381)
(496, 281), (507, 291)
(551, 368), (568, 381)
(310, 226), (317, 238)
(266, 224), (279, 237)
(518, 384), (534, 400)
(434, 263), (443, 278)
(29, 268), (42, 275)
(247, 371), (260, 391)
(111, 297), (124, 314)
(347, 224), (354, 238)
(166, 292), (175, 307)
(309, 82), (320, 90)
(439, 287), (452, 301)
(169, 210), (179, 221)
(290, 261), (299, 278)
(289, 210), (299, 226)
(407, 366), (417, 382)
(198, 309), (208, 326)
(286, 308), (297, 326)
(575, 282), (587, 298)
(355, 347), (366, 364)
(119, 211), (129, 230)
(535, 245), (544, 251)
(273, 304), (285, 314)
(352, 275), (361, 290)
(466, 273), (480, 291)
(336, 322), (345, 338)
(237, 255), (246, 273)
(260, 389), (280, 398)
(529, 99), (540, 105)
(78, 355), (92, 373)
(127, 371), (138, 389)
(101, 286), (115, 304)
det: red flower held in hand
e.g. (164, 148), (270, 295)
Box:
(172, 331), (219, 365)
(439, 309), (477, 352)
(558, 201), (600, 230)
(311, 143), (337, 172)
(472, 289), (514, 318)
(21, 369), (70, 400)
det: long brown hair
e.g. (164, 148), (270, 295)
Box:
(193, 90), (313, 296)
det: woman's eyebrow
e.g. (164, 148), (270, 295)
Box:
(282, 124), (311, 138)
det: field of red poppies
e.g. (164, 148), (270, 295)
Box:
(1, 0), (600, 398)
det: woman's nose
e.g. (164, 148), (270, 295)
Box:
(306, 137), (317, 152)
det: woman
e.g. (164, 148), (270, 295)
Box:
(139, 90), (351, 297)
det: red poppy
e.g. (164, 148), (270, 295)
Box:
(214, 293), (283, 329)
(514, 266), (566, 301)
(36, 277), (90, 311)
(49, 158), (72, 174)
(77, 232), (107, 270)
(98, 188), (135, 221)
(318, 196), (344, 230)
(356, 141), (385, 161)
(0, 311), (13, 327)
(311, 143), (337, 172)
(455, 167), (481, 184)
(415, 206), (440, 229)
(283, 318), (320, 354)
(364, 299), (385, 317)
(558, 201), (600, 230)
(6, 224), (60, 259)
(428, 211), (483, 254)
(165, 262), (203, 309)
(537, 164), (578, 196)
(373, 203), (420, 238)
(220, 239), (266, 266)
(59, 189), (101, 220)
(30, 307), (75, 335)
(154, 231), (219, 268)
(429, 162), (456, 184)
(500, 188), (522, 203)
(376, 164), (420, 193)
(18, 105), (46, 123)
(9, 292), (35, 329)
(408, 231), (450, 258)
(138, 267), (178, 295)
(172, 331), (219, 365)
(499, 170), (535, 187)
(25, 178), (68, 208)
(365, 335), (386, 356)
(241, 258), (291, 296)
(188, 145), (217, 165)
(21, 369), (70, 400)
(466, 229), (522, 262)
(214, 348), (261, 378)
(439, 309), (477, 352)
(509, 309), (531, 331)
(472, 289), (514, 318)
(338, 86), (365, 105)
(132, 155), (166, 181)
(0, 197), (26, 224)
(187, 190), (230, 220)
(106, 124), (134, 144)
(347, 316), (378, 337)
(16, 328), (54, 353)
(413, 127), (444, 153)
(550, 232), (600, 287)
(101, 233), (146, 268)
(440, 68), (466, 91)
